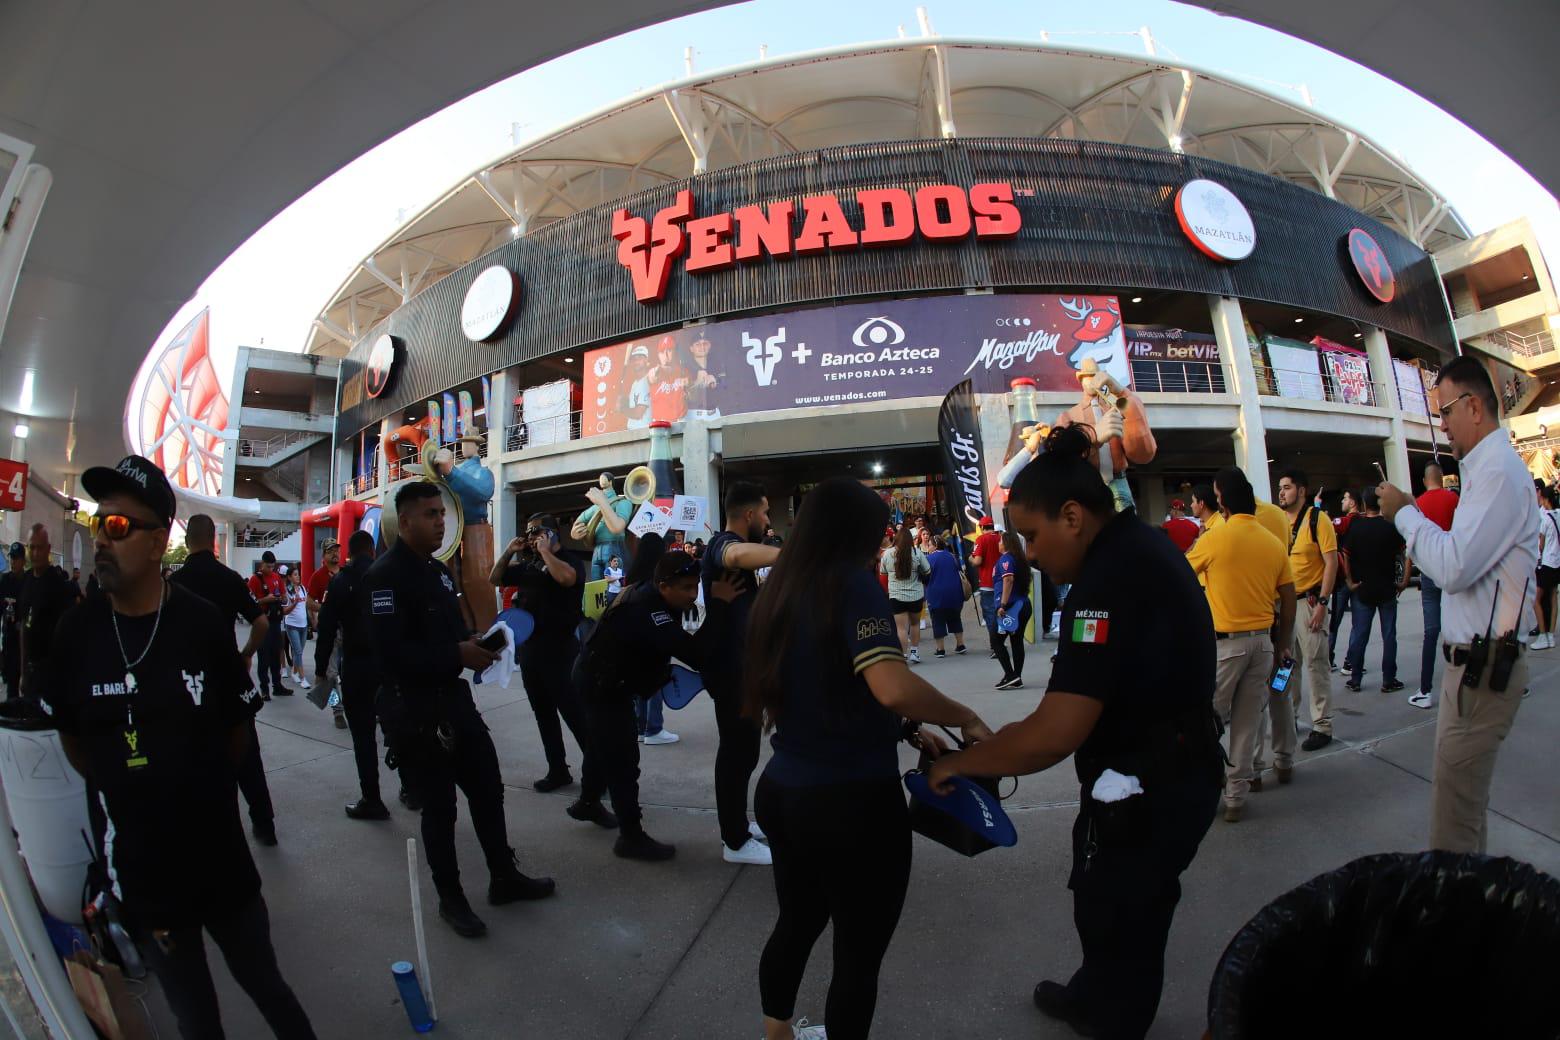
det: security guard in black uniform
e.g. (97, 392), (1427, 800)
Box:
(366, 482), (555, 938)
(573, 548), (736, 861)
(0, 544), (25, 698)
(929, 425), (1220, 1040)
(315, 529), (395, 820)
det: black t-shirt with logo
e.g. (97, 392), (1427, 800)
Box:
(764, 568), (904, 786)
(1048, 510), (1216, 789)
(43, 584), (262, 929)
(168, 550), (263, 638)
(503, 548), (587, 652)
(20, 566), (81, 681)
(1340, 514), (1406, 606)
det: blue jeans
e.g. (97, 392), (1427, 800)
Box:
(1346, 596), (1397, 686)
(634, 692), (665, 736)
(1419, 574), (1442, 693)
(979, 590), (996, 636)
(284, 625), (307, 675)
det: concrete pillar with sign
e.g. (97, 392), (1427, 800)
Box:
(976, 392), (1013, 529)
(486, 367), (516, 559)
(680, 419), (718, 542)
(1207, 294), (1273, 501)
(1363, 326), (1412, 488)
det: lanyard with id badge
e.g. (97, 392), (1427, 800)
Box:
(111, 582), (167, 772)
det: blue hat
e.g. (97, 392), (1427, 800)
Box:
(904, 771), (1017, 848)
(497, 607), (535, 649)
(660, 664), (704, 710)
(997, 596), (1028, 634)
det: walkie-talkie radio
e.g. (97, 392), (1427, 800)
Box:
(1462, 581), (1498, 690)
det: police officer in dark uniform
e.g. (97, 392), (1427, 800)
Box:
(928, 426), (1221, 1040)
(574, 547), (736, 860)
(19, 522), (82, 699)
(315, 529), (396, 820)
(0, 543), (25, 698)
(367, 482), (555, 938)
(44, 456), (316, 1039)
(168, 513), (280, 846)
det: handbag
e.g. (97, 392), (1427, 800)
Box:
(958, 570), (973, 602)
(904, 728), (1017, 857)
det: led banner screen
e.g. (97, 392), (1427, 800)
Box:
(581, 293), (1126, 436)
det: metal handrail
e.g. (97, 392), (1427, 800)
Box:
(1129, 360), (1227, 394)
(1483, 327), (1556, 359)
(1252, 363), (1385, 407)
(236, 430), (317, 459)
(504, 409), (583, 451)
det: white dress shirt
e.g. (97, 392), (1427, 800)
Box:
(1394, 431), (1539, 645)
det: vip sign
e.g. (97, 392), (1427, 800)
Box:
(0, 459), (27, 511)
(613, 184), (1023, 303)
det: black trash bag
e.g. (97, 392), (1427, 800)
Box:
(1208, 851), (1560, 1039)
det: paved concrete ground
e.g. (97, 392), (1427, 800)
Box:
(42, 591), (1560, 1037)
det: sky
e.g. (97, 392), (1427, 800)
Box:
(138, 0), (1560, 403)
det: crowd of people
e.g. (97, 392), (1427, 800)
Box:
(11, 355), (1548, 1040)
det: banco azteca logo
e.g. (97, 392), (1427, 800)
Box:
(851, 317), (905, 348)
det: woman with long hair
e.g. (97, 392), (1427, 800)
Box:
(744, 477), (993, 1040)
(993, 530), (1033, 689)
(878, 525), (930, 663)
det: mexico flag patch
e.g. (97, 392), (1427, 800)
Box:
(1072, 613), (1110, 644)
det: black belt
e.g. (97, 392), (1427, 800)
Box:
(1216, 629), (1270, 640)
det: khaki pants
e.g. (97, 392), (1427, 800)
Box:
(1431, 652), (1526, 853)
(1213, 634), (1273, 808)
(1292, 611), (1333, 736)
(1252, 672), (1298, 776)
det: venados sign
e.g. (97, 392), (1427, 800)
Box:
(613, 184), (1023, 303)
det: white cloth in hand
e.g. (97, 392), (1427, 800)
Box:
(474, 621), (516, 689)
(1091, 768), (1143, 803)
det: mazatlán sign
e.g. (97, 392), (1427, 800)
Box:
(612, 184), (1023, 303)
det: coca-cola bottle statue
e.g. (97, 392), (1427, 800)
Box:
(648, 419), (680, 509)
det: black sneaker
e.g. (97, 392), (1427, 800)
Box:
(614, 830), (676, 862)
(1380, 680), (1405, 694)
(344, 798), (391, 821)
(1301, 731), (1333, 752)
(272, 683), (294, 696)
(934, 649), (947, 659)
(955, 645), (968, 655)
(398, 786), (423, 812)
(994, 675), (1014, 689)
(488, 854), (556, 905)
(1345, 680), (1362, 692)
(260, 689), (272, 701)
(252, 822), (278, 847)
(1033, 980), (1096, 1036)
(438, 892), (487, 938)
(566, 798), (619, 829)
(533, 771), (574, 793)
(998, 676), (1024, 690)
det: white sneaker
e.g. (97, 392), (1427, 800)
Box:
(793, 1018), (827, 1039)
(723, 837), (773, 866)
(748, 820), (767, 842)
(296, 672), (311, 689)
(908, 648), (921, 664)
(1408, 690), (1433, 709)
(643, 730), (680, 745)
(1536, 633), (1555, 651)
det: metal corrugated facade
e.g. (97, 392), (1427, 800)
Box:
(336, 137), (1454, 441)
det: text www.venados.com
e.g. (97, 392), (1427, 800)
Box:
(794, 390), (889, 405)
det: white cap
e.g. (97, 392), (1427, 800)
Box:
(278, 565), (289, 575)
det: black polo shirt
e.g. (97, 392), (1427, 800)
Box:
(168, 550), (263, 644)
(42, 584), (262, 930)
(20, 565), (81, 667)
(701, 530), (759, 690)
(1048, 509), (1216, 788)
(502, 549), (586, 649)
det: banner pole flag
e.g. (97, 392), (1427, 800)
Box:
(936, 379), (991, 546)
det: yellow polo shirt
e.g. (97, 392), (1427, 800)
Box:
(1255, 500), (1289, 545)
(1186, 514), (1293, 632)
(1286, 505), (1337, 592)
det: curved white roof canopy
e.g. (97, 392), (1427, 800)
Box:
(305, 38), (1472, 357)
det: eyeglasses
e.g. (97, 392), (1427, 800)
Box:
(1437, 392), (1474, 419)
(89, 513), (165, 541)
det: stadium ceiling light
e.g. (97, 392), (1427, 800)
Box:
(564, 357), (574, 363)
(1131, 296), (1143, 303)
(872, 462), (884, 475)
(13, 424), (28, 439)
(19, 370), (34, 412)
(1294, 317), (1304, 323)
(1353, 332), (1362, 338)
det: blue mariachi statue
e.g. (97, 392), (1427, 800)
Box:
(436, 432), (498, 631)
(442, 433), (495, 523)
(572, 472), (636, 581)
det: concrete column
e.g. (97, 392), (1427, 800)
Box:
(679, 419), (719, 542)
(1363, 326), (1411, 488)
(376, 418), (391, 493)
(976, 392), (1012, 529)
(485, 368), (512, 558)
(1208, 295), (1272, 501)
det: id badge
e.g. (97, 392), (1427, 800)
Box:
(123, 729), (149, 771)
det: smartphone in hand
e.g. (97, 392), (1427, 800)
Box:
(1270, 657), (1295, 694)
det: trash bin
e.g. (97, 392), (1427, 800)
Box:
(1207, 851), (1560, 1039)
(0, 704), (93, 925)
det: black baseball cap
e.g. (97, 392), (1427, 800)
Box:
(6, 543), (22, 560)
(81, 455), (177, 527)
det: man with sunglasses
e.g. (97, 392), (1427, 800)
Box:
(44, 455), (317, 1039)
(490, 512), (597, 798)
(18, 522), (82, 701)
(168, 514), (279, 847)
(1377, 357), (1539, 853)
(369, 482), (555, 938)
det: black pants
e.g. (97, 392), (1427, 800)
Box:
(258, 617), (284, 693)
(1328, 584), (1352, 665)
(710, 677), (762, 850)
(1040, 572), (1059, 633)
(235, 719), (274, 829)
(1063, 772), (1218, 1039)
(2, 623), (18, 698)
(341, 670), (381, 801)
(519, 638), (594, 779)
(990, 601), (1030, 680)
(755, 774), (910, 1039)
(581, 685), (644, 831)
(395, 702), (513, 895)
(140, 892), (316, 1040)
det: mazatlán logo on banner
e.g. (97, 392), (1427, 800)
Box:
(579, 293), (1128, 436)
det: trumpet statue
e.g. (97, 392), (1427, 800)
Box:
(572, 470), (648, 581)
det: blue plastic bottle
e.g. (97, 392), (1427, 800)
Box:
(391, 961), (435, 1032)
